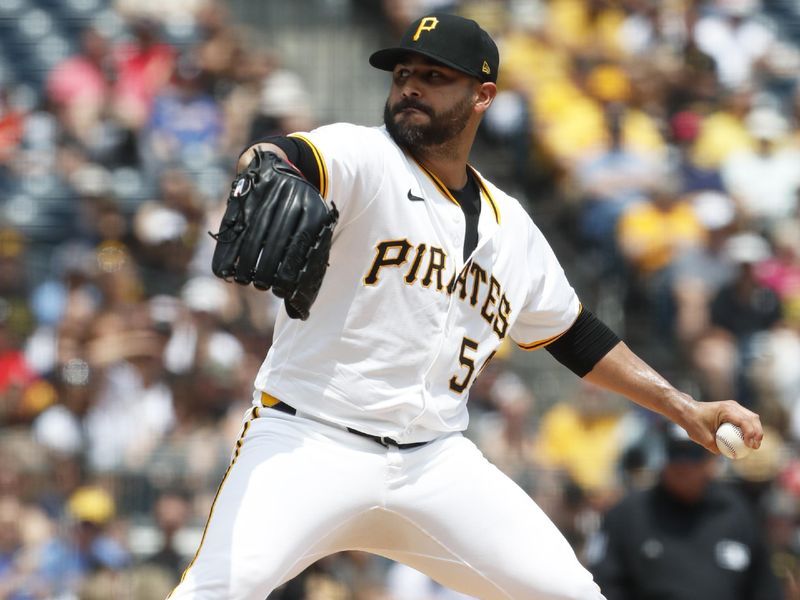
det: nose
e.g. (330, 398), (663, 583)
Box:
(398, 77), (421, 98)
(401, 87), (420, 99)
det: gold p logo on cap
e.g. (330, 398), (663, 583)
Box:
(482, 61), (491, 75)
(413, 16), (439, 41)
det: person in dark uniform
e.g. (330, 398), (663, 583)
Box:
(587, 422), (783, 600)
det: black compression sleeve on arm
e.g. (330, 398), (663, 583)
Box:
(240, 136), (321, 192)
(545, 309), (621, 377)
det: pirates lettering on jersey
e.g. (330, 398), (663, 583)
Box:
(363, 240), (412, 286)
(364, 238), (512, 339)
(421, 247), (447, 290)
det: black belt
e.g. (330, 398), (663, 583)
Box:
(267, 400), (429, 449)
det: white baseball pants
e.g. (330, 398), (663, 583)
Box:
(167, 407), (605, 600)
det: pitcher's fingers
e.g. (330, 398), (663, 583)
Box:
(725, 406), (763, 450)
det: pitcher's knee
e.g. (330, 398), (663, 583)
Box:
(506, 565), (605, 600)
(165, 572), (278, 600)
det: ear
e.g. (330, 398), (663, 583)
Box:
(474, 82), (497, 115)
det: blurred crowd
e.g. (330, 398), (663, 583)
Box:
(0, 0), (799, 598)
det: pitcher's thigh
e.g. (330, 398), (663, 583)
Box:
(389, 438), (605, 600)
(169, 415), (384, 600)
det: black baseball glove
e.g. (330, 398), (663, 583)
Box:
(211, 149), (338, 320)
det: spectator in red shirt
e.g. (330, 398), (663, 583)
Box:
(112, 17), (176, 131)
(45, 27), (112, 145)
(0, 305), (37, 425)
(756, 220), (800, 323)
(0, 89), (24, 169)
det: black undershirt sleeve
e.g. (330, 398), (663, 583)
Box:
(545, 309), (621, 377)
(241, 136), (322, 193)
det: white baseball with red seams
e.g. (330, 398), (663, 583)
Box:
(716, 422), (752, 459)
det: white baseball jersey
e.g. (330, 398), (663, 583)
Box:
(170, 122), (605, 600)
(253, 122), (580, 443)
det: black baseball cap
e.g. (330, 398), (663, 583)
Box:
(369, 14), (499, 84)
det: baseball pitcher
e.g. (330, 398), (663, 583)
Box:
(167, 13), (763, 600)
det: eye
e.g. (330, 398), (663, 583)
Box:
(393, 68), (410, 82)
(426, 70), (449, 83)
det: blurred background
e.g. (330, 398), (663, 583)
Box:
(0, 0), (799, 598)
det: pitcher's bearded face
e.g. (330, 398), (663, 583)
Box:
(384, 94), (473, 152)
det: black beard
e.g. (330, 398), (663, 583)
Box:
(384, 94), (473, 153)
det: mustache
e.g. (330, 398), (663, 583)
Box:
(391, 98), (433, 117)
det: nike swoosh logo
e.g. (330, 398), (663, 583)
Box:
(407, 190), (425, 202)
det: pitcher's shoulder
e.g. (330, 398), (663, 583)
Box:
(307, 122), (390, 144)
(296, 123), (396, 160)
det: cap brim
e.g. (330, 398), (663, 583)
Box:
(369, 47), (478, 80)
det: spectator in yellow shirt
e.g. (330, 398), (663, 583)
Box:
(535, 381), (631, 501)
(616, 180), (707, 337)
(617, 183), (707, 277)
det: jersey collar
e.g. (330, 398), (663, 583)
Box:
(412, 157), (501, 225)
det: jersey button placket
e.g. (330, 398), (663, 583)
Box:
(451, 210), (463, 254)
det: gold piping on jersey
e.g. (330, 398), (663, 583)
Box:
(413, 159), (459, 206)
(169, 407), (259, 595)
(468, 166), (501, 224)
(413, 158), (501, 224)
(288, 133), (329, 199)
(516, 304), (583, 351)
(261, 391), (280, 407)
